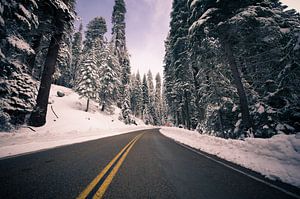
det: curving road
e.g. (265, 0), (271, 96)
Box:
(0, 129), (299, 199)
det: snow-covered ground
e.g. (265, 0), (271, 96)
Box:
(160, 127), (300, 188)
(0, 85), (151, 158)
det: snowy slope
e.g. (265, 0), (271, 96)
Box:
(160, 127), (300, 188)
(0, 85), (151, 158)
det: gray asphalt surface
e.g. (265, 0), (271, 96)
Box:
(0, 128), (299, 199)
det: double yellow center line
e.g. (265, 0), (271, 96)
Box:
(77, 133), (143, 199)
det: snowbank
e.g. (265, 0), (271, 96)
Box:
(0, 85), (151, 158)
(160, 127), (300, 188)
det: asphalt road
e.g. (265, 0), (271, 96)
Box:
(0, 129), (299, 199)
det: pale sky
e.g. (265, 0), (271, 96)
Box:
(75, 0), (172, 77)
(281, 0), (300, 11)
(76, 0), (299, 77)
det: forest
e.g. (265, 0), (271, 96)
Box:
(1, 0), (300, 140)
(164, 0), (300, 138)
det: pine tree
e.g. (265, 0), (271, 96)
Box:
(119, 86), (135, 124)
(142, 74), (150, 121)
(111, 0), (131, 105)
(135, 71), (143, 117)
(75, 51), (99, 112)
(129, 74), (138, 115)
(70, 23), (83, 87)
(147, 71), (155, 103)
(98, 44), (120, 113)
(164, 0), (196, 129)
(155, 73), (163, 125)
(107, 42), (122, 103)
(56, 34), (72, 87)
(84, 17), (107, 54)
(146, 70), (159, 125)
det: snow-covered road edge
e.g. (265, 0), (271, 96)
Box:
(0, 127), (153, 159)
(160, 127), (300, 188)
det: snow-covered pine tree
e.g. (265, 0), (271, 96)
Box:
(134, 71), (143, 118)
(164, 0), (197, 129)
(161, 87), (168, 125)
(146, 70), (159, 125)
(70, 23), (83, 87)
(55, 34), (72, 87)
(107, 42), (122, 103)
(142, 74), (149, 119)
(147, 71), (155, 103)
(76, 51), (99, 112)
(83, 17), (107, 54)
(129, 74), (138, 115)
(119, 86), (135, 124)
(155, 73), (163, 125)
(163, 37), (177, 125)
(111, 0), (131, 106)
(98, 44), (120, 113)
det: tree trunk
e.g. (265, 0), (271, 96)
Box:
(28, 33), (63, 127)
(86, 98), (90, 112)
(223, 40), (252, 131)
(218, 107), (225, 138)
(184, 91), (191, 130)
(176, 111), (180, 126)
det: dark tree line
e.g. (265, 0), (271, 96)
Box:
(164, 0), (300, 138)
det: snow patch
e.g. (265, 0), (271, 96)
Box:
(232, 104), (238, 112)
(7, 35), (34, 54)
(0, 49), (4, 59)
(294, 33), (300, 51)
(189, 8), (218, 33)
(256, 103), (265, 114)
(0, 16), (4, 26)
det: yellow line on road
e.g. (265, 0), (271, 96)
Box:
(77, 133), (143, 199)
(92, 134), (143, 199)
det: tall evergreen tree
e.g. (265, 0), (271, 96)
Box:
(119, 86), (135, 124)
(75, 51), (99, 112)
(70, 23), (83, 87)
(142, 74), (150, 121)
(98, 44), (120, 112)
(55, 34), (72, 87)
(135, 71), (143, 117)
(129, 74), (138, 115)
(146, 70), (159, 125)
(84, 17), (107, 54)
(147, 70), (155, 103)
(155, 73), (163, 125)
(164, 0), (196, 129)
(111, 0), (131, 105)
